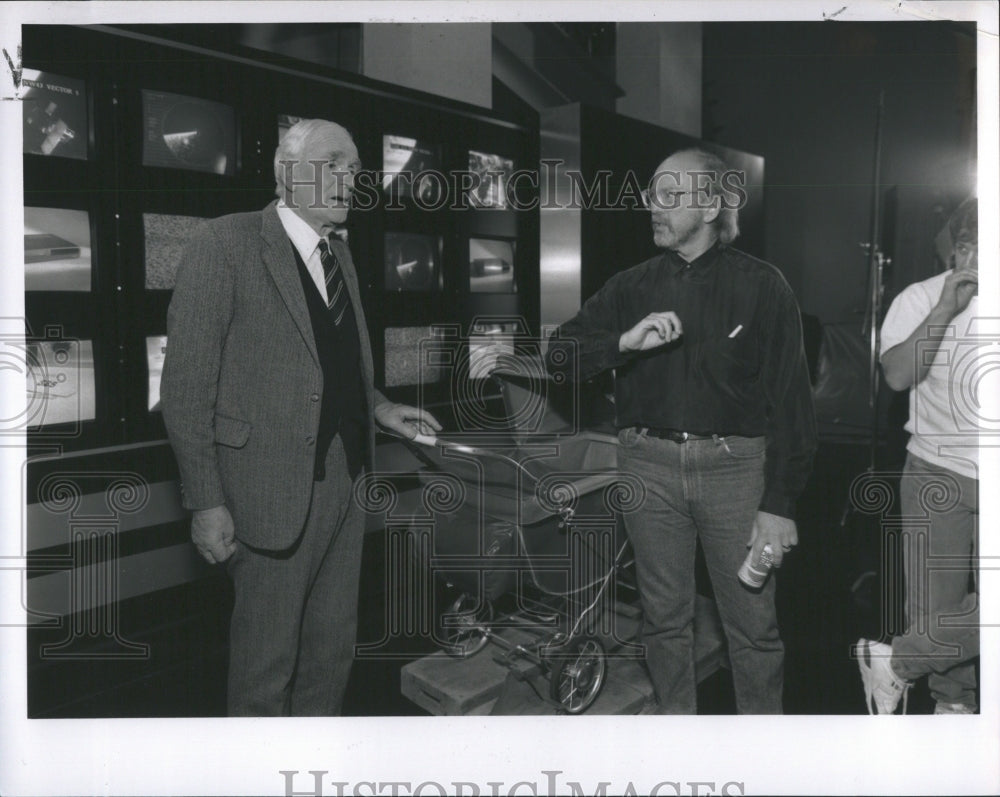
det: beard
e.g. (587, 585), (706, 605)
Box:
(652, 216), (700, 251)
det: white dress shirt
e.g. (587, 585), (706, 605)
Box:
(276, 202), (329, 304)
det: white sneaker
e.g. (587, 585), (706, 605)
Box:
(855, 638), (911, 715)
(934, 701), (976, 714)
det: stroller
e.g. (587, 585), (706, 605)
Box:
(401, 358), (645, 714)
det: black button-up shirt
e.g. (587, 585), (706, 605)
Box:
(547, 243), (817, 518)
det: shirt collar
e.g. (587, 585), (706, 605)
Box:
(276, 202), (348, 262)
(663, 240), (723, 274)
(276, 202), (324, 263)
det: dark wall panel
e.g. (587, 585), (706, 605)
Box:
(702, 21), (976, 323)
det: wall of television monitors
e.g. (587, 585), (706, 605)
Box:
(22, 24), (540, 449)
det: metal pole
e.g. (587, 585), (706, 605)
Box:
(863, 89), (886, 473)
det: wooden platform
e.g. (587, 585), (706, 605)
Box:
(401, 595), (727, 715)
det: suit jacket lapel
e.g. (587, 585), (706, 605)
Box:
(259, 202), (319, 366)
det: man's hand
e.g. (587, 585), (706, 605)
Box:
(191, 505), (236, 564)
(746, 510), (798, 568)
(619, 311), (684, 353)
(935, 266), (978, 319)
(374, 402), (443, 440)
(881, 262), (979, 392)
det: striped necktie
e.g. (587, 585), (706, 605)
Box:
(317, 237), (349, 325)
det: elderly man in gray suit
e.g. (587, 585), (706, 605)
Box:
(161, 118), (440, 716)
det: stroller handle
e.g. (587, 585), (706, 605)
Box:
(399, 431), (546, 486)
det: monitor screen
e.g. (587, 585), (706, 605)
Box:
(146, 335), (167, 411)
(24, 206), (92, 291)
(21, 69), (88, 160)
(384, 232), (442, 292)
(142, 90), (237, 176)
(467, 150), (514, 209)
(277, 113), (306, 144)
(144, 213), (205, 290)
(468, 237), (516, 293)
(468, 321), (518, 379)
(25, 339), (96, 427)
(384, 326), (448, 388)
(382, 135), (443, 204)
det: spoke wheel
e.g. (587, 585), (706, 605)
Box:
(437, 593), (492, 658)
(547, 635), (606, 714)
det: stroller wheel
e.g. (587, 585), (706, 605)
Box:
(548, 635), (606, 714)
(438, 593), (493, 658)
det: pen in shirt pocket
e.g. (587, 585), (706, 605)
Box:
(728, 324), (744, 339)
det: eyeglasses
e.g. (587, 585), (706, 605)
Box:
(325, 159), (361, 175)
(640, 189), (695, 210)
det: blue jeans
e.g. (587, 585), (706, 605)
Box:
(891, 453), (979, 709)
(617, 427), (783, 714)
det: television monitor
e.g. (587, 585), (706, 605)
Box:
(142, 90), (237, 176)
(468, 237), (516, 293)
(467, 321), (518, 379)
(384, 233), (441, 292)
(467, 150), (514, 209)
(25, 339), (96, 427)
(24, 207), (91, 291)
(21, 69), (87, 160)
(382, 135), (443, 204)
(384, 327), (447, 388)
(277, 113), (306, 143)
(146, 335), (167, 411)
(144, 213), (205, 289)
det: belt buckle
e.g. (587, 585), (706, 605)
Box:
(679, 431), (689, 442)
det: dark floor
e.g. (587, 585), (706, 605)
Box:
(27, 439), (972, 717)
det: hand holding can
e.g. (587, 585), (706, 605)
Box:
(738, 543), (774, 589)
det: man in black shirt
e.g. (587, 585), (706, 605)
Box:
(547, 148), (816, 713)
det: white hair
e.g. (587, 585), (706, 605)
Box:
(273, 118), (352, 198)
(671, 147), (741, 245)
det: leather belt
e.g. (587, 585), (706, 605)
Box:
(634, 425), (716, 443)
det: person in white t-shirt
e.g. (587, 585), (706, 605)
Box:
(855, 197), (980, 714)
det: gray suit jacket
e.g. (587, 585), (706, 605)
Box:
(161, 200), (386, 550)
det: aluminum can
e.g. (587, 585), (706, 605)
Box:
(738, 543), (774, 588)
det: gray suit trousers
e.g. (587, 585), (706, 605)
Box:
(226, 436), (364, 716)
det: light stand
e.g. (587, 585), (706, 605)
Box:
(841, 91), (896, 639)
(841, 89), (892, 530)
